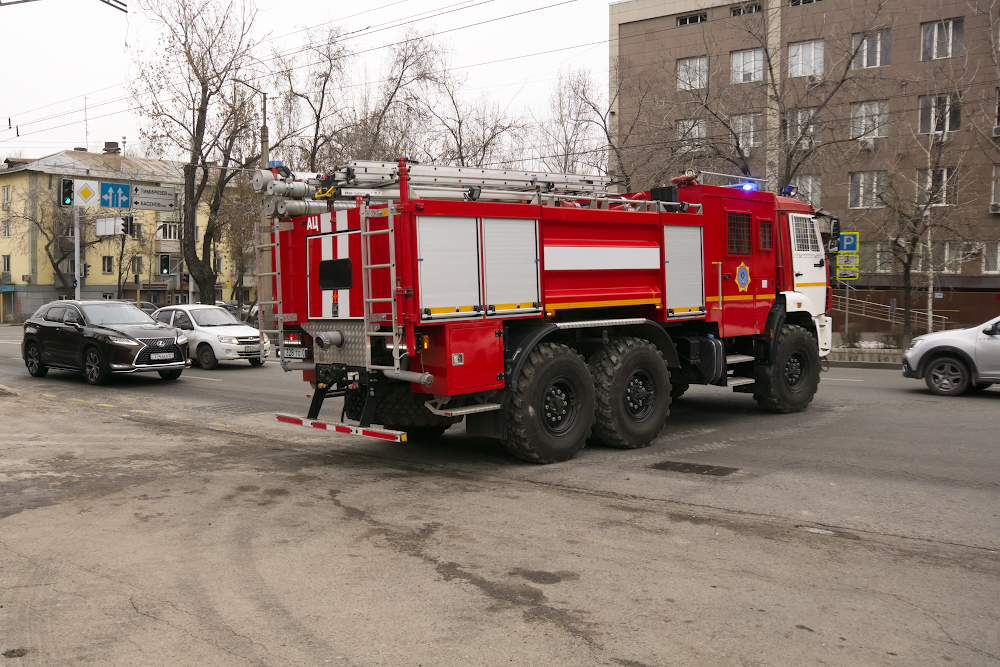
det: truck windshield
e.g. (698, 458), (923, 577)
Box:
(81, 303), (155, 325)
(191, 307), (240, 327)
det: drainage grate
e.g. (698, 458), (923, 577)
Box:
(648, 461), (740, 476)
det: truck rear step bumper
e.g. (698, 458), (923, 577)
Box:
(275, 414), (407, 442)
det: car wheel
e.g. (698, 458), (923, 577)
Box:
(249, 357), (264, 366)
(197, 344), (218, 370)
(25, 342), (48, 378)
(83, 347), (110, 386)
(159, 369), (183, 380)
(924, 357), (969, 396)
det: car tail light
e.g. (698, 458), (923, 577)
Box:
(284, 332), (302, 345)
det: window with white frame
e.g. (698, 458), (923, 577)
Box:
(917, 168), (957, 206)
(102, 256), (114, 274)
(731, 113), (763, 150)
(875, 242), (895, 273)
(131, 256), (143, 275)
(1, 185), (10, 211)
(852, 30), (891, 68)
(1, 219), (10, 238)
(731, 48), (763, 83)
(982, 241), (999, 273)
(63, 258), (76, 274)
(787, 107), (821, 145)
(921, 19), (964, 61)
(849, 171), (886, 208)
(1, 255), (10, 273)
(676, 118), (707, 152)
(677, 13), (707, 25)
(213, 255), (223, 272)
(159, 223), (181, 241)
(789, 40), (824, 78)
(918, 94), (961, 134)
(851, 100), (889, 139)
(790, 174), (821, 207)
(790, 0), (821, 5)
(677, 56), (708, 91)
(732, 3), (760, 15)
(942, 241), (973, 274)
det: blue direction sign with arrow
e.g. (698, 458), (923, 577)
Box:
(100, 182), (131, 208)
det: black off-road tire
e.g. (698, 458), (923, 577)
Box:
(198, 344), (218, 370)
(504, 342), (595, 463)
(924, 356), (969, 396)
(25, 342), (48, 378)
(158, 369), (183, 380)
(755, 324), (820, 413)
(404, 426), (449, 441)
(670, 382), (690, 400)
(589, 337), (671, 449)
(343, 382), (458, 430)
(82, 346), (111, 386)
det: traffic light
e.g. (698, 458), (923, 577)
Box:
(159, 254), (170, 275)
(83, 264), (90, 278)
(60, 178), (74, 207)
(72, 278), (78, 289)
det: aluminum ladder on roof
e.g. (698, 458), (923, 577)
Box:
(252, 215), (286, 364)
(360, 199), (402, 373)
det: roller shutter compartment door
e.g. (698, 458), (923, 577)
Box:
(482, 218), (540, 316)
(417, 216), (482, 319)
(663, 225), (705, 317)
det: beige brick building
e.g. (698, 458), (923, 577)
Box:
(610, 0), (1000, 328)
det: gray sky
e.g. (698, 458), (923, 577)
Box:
(0, 0), (612, 161)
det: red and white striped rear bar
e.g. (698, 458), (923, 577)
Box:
(275, 414), (407, 442)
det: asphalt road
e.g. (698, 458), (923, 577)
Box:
(0, 324), (998, 665)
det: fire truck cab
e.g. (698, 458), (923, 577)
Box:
(254, 159), (834, 463)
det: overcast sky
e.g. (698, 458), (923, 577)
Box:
(0, 0), (613, 162)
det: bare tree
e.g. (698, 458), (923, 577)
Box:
(533, 68), (600, 174)
(217, 174), (257, 308)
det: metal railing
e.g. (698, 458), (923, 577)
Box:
(831, 294), (948, 330)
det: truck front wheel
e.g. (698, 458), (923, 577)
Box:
(504, 342), (595, 463)
(755, 324), (820, 413)
(589, 337), (671, 449)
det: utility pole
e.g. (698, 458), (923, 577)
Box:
(73, 205), (81, 300)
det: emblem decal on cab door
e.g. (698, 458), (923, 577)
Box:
(736, 262), (751, 292)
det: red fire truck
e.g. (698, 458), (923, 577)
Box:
(252, 158), (836, 463)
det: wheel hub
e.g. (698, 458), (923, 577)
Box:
(931, 363), (962, 391)
(784, 353), (805, 389)
(623, 369), (656, 421)
(543, 379), (577, 435)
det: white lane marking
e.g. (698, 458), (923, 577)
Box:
(184, 375), (222, 382)
(0, 341), (21, 344)
(824, 378), (865, 382)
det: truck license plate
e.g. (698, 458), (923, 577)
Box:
(244, 345), (260, 353)
(150, 352), (174, 361)
(284, 347), (308, 358)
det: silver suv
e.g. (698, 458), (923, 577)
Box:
(903, 314), (1000, 395)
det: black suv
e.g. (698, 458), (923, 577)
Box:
(21, 300), (190, 385)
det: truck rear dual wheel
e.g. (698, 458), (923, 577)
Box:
(504, 343), (596, 463)
(755, 324), (820, 413)
(589, 337), (671, 449)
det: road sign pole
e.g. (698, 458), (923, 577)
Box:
(73, 205), (81, 300)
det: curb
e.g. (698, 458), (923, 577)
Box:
(826, 360), (900, 370)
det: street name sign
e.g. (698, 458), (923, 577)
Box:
(100, 182), (131, 208)
(132, 185), (178, 211)
(73, 180), (100, 207)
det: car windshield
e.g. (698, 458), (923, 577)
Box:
(81, 302), (155, 325)
(191, 307), (240, 327)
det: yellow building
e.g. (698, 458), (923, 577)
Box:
(0, 145), (256, 321)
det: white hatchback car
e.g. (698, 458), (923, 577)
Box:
(152, 304), (270, 369)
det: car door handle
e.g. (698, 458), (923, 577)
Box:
(795, 272), (804, 277)
(814, 258), (825, 267)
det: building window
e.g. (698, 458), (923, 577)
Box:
(874, 242), (895, 273)
(64, 258), (76, 274)
(1, 255), (10, 273)
(790, 0), (821, 5)
(849, 171), (886, 208)
(102, 256), (114, 274)
(131, 257), (144, 275)
(731, 48), (763, 83)
(918, 94), (961, 134)
(102, 293), (114, 300)
(790, 174), (821, 207)
(213, 255), (223, 272)
(732, 3), (760, 15)
(917, 168), (957, 206)
(676, 118), (706, 152)
(728, 213), (752, 255)
(677, 56), (708, 91)
(921, 19), (964, 61)
(159, 223), (180, 240)
(851, 100), (889, 139)
(787, 107), (821, 145)
(677, 13), (707, 25)
(852, 30), (891, 68)
(789, 40), (824, 78)
(942, 242), (973, 274)
(1, 220), (9, 238)
(993, 165), (1000, 203)
(759, 220), (773, 250)
(731, 113), (763, 149)
(982, 242), (999, 274)
(1, 185), (10, 211)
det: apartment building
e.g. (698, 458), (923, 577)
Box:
(610, 0), (1000, 328)
(0, 146), (256, 321)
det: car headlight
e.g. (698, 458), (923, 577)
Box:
(262, 333), (269, 344)
(218, 335), (240, 345)
(177, 334), (188, 345)
(907, 339), (924, 350)
(108, 335), (140, 346)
